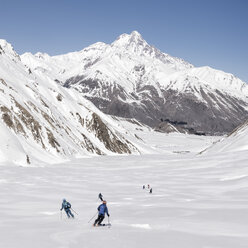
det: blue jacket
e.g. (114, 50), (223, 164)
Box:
(98, 203), (109, 216)
(61, 201), (71, 211)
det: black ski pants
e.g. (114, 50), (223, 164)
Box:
(94, 214), (105, 225)
(65, 209), (74, 218)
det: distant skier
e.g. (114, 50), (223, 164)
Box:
(60, 199), (74, 218)
(143, 185), (145, 189)
(148, 184), (150, 189)
(93, 200), (110, 226)
(149, 188), (152, 194)
(98, 193), (103, 201)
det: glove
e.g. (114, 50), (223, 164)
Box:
(107, 214), (110, 217)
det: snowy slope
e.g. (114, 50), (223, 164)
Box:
(201, 120), (248, 154)
(0, 142), (248, 248)
(0, 39), (143, 165)
(21, 31), (248, 134)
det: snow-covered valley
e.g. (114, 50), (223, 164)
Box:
(1, 132), (248, 248)
(1, 31), (248, 248)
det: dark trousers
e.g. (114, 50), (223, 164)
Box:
(94, 214), (105, 225)
(65, 209), (74, 218)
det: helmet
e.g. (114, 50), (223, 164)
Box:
(103, 200), (107, 204)
(63, 199), (66, 202)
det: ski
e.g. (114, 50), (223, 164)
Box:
(93, 223), (112, 227)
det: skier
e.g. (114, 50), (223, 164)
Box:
(148, 184), (150, 189)
(93, 200), (110, 226)
(60, 199), (74, 218)
(98, 193), (103, 201)
(143, 185), (145, 189)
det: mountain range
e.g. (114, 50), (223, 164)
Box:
(21, 31), (248, 135)
(1, 31), (248, 164)
(0, 38), (148, 165)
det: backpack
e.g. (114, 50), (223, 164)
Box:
(65, 202), (71, 209)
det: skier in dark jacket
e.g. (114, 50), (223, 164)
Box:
(98, 193), (103, 201)
(60, 199), (74, 218)
(93, 200), (109, 226)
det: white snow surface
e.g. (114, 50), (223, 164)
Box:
(202, 120), (248, 154)
(0, 132), (248, 248)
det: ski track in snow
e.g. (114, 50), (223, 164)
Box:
(1, 150), (248, 248)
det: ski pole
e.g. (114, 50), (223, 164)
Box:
(71, 208), (79, 215)
(88, 212), (98, 223)
(108, 216), (111, 228)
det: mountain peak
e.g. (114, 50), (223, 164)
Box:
(116, 30), (142, 39)
(129, 30), (144, 43)
(112, 31), (146, 48)
(0, 39), (20, 61)
(130, 30), (142, 38)
(0, 39), (15, 53)
(34, 52), (51, 60)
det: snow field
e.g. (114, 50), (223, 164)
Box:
(1, 149), (248, 248)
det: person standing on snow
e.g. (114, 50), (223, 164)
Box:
(93, 200), (110, 226)
(98, 193), (103, 201)
(60, 199), (74, 218)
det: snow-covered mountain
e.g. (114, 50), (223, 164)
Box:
(21, 31), (248, 135)
(0, 39), (145, 166)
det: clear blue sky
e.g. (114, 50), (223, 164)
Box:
(1, 0), (248, 82)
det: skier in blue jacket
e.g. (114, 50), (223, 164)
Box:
(93, 200), (110, 226)
(60, 199), (74, 218)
